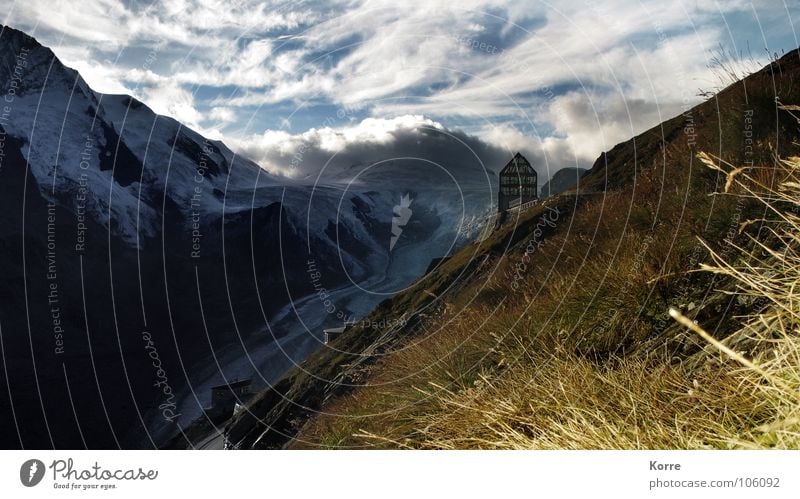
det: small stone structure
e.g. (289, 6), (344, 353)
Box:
(205, 379), (252, 420)
(323, 325), (349, 344)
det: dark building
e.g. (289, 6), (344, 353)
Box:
(323, 325), (348, 344)
(498, 152), (537, 211)
(206, 379), (252, 420)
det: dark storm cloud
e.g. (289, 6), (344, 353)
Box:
(233, 116), (512, 179)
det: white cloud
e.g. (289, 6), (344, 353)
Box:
(69, 59), (134, 95)
(4, 0), (798, 174)
(140, 80), (203, 130)
(229, 115), (460, 177)
(207, 106), (236, 125)
(543, 91), (666, 162)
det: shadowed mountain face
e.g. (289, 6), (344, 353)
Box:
(0, 25), (495, 448)
(540, 167), (586, 197)
(0, 25), (334, 449)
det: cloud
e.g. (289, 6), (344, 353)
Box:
(543, 91), (676, 163)
(229, 115), (521, 181)
(480, 123), (589, 178)
(207, 106), (237, 125)
(140, 80), (204, 131)
(4, 0), (798, 177)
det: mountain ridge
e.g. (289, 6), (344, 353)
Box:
(540, 167), (585, 197)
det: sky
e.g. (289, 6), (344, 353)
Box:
(2, 0), (799, 179)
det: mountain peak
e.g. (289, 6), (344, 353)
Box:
(0, 23), (85, 98)
(0, 23), (43, 51)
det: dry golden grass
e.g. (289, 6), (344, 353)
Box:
(410, 148), (800, 450)
(360, 351), (767, 449)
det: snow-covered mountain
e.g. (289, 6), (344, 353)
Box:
(0, 24), (496, 449)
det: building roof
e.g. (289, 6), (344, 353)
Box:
(500, 152), (534, 175)
(211, 379), (252, 391)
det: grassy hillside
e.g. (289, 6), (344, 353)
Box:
(223, 49), (800, 450)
